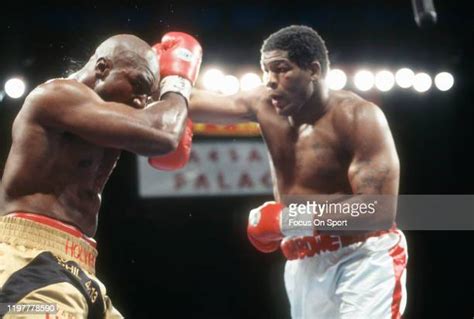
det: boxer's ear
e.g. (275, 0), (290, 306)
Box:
(95, 57), (111, 79)
(309, 61), (322, 81)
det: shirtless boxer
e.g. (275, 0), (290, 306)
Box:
(190, 25), (407, 318)
(0, 33), (201, 318)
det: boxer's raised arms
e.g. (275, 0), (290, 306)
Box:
(19, 79), (183, 156)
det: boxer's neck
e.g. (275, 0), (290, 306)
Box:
(290, 81), (329, 126)
(68, 63), (96, 89)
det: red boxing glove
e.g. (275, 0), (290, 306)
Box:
(247, 201), (318, 253)
(280, 237), (300, 260)
(148, 119), (193, 171)
(247, 201), (285, 253)
(153, 32), (202, 102)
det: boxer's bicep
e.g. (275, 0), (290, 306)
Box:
(189, 89), (257, 124)
(26, 81), (177, 156)
(347, 103), (399, 195)
(349, 153), (399, 195)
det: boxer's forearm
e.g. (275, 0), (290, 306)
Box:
(145, 93), (188, 134)
(189, 89), (256, 124)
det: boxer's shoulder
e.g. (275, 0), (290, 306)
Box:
(242, 85), (267, 108)
(328, 90), (387, 144)
(250, 85), (276, 113)
(330, 90), (383, 126)
(28, 78), (97, 105)
(9, 79), (101, 138)
(21, 79), (100, 122)
(228, 85), (267, 119)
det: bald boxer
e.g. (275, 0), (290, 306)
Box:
(190, 25), (407, 318)
(0, 33), (202, 318)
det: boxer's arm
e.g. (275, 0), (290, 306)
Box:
(346, 102), (400, 228)
(189, 87), (261, 124)
(25, 79), (186, 157)
(348, 102), (400, 195)
(143, 94), (188, 143)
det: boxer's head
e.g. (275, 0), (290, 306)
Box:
(261, 25), (329, 116)
(79, 34), (159, 109)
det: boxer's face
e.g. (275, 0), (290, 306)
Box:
(94, 56), (157, 109)
(261, 50), (316, 116)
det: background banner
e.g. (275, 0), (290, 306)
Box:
(137, 140), (273, 197)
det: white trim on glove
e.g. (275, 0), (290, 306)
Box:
(159, 75), (192, 102)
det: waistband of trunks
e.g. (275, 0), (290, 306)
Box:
(0, 212), (98, 274)
(281, 228), (396, 260)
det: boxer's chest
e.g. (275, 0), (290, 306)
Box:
(258, 111), (351, 194)
(58, 133), (120, 188)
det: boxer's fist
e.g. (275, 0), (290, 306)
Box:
(153, 32), (202, 102)
(148, 119), (193, 171)
(247, 201), (285, 253)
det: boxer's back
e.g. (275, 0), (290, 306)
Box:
(0, 84), (120, 236)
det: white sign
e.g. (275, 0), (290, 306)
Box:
(137, 141), (273, 197)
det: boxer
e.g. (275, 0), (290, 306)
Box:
(0, 32), (202, 318)
(190, 25), (407, 318)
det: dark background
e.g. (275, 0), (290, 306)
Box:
(1, 0), (473, 318)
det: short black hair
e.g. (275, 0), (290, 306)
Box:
(261, 25), (329, 76)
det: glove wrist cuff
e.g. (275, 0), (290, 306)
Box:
(159, 75), (192, 103)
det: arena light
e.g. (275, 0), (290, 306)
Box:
(413, 72), (432, 93)
(202, 69), (225, 92)
(4, 78), (26, 99)
(354, 70), (375, 91)
(434, 72), (454, 91)
(395, 68), (415, 89)
(219, 75), (240, 95)
(375, 70), (395, 92)
(326, 69), (347, 90)
(240, 73), (262, 91)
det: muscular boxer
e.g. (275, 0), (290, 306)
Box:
(190, 25), (407, 318)
(0, 32), (202, 318)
